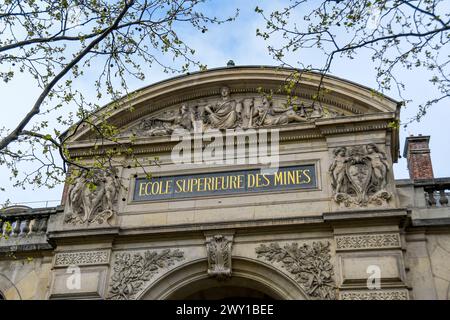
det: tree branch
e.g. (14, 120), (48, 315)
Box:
(0, 0), (135, 152)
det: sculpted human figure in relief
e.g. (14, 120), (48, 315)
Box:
(204, 86), (241, 129)
(127, 85), (339, 136)
(255, 96), (308, 126)
(329, 144), (392, 207)
(366, 143), (389, 189)
(329, 147), (347, 194)
(65, 169), (120, 225)
(141, 104), (195, 135)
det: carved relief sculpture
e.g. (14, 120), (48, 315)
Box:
(329, 144), (392, 207)
(204, 86), (240, 129)
(206, 234), (233, 279)
(126, 85), (339, 136)
(108, 249), (184, 300)
(340, 290), (409, 300)
(254, 96), (308, 127)
(64, 168), (120, 225)
(255, 241), (336, 300)
(54, 250), (109, 267)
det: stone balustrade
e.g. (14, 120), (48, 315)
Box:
(0, 213), (49, 238)
(418, 178), (450, 208)
(0, 205), (62, 251)
(425, 190), (450, 207)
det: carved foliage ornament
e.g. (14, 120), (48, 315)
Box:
(335, 233), (401, 251)
(127, 86), (342, 136)
(54, 250), (109, 267)
(255, 241), (336, 300)
(64, 168), (120, 225)
(206, 234), (233, 279)
(340, 290), (409, 300)
(329, 144), (392, 207)
(108, 249), (184, 300)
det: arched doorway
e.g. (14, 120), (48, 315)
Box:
(139, 257), (308, 300)
(0, 274), (21, 300)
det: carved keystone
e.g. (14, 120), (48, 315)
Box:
(205, 233), (234, 280)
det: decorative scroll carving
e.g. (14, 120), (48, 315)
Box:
(108, 249), (184, 300)
(336, 233), (401, 250)
(329, 144), (392, 207)
(64, 169), (120, 225)
(54, 250), (109, 267)
(126, 86), (341, 136)
(340, 290), (409, 300)
(206, 234), (233, 279)
(255, 241), (336, 300)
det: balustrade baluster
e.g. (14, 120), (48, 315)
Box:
(38, 217), (48, 233)
(439, 190), (449, 206)
(11, 219), (21, 237)
(21, 219), (31, 236)
(31, 217), (40, 234)
(427, 190), (437, 207)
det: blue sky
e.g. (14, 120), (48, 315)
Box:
(1, 0), (449, 206)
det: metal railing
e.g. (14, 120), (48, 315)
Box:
(7, 200), (61, 208)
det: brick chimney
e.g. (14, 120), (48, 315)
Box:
(403, 135), (434, 180)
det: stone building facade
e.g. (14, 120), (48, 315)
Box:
(1, 66), (449, 300)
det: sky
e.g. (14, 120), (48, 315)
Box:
(1, 0), (449, 207)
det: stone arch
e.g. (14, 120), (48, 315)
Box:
(0, 274), (21, 300)
(138, 257), (308, 300)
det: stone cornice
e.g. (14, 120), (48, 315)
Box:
(66, 113), (396, 158)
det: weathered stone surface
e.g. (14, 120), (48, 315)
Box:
(340, 289), (409, 300)
(0, 67), (448, 301)
(329, 144), (392, 207)
(108, 249), (184, 300)
(255, 241), (336, 299)
(54, 250), (110, 267)
(205, 233), (233, 279)
(335, 233), (401, 250)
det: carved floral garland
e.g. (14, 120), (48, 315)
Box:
(255, 241), (336, 300)
(108, 249), (184, 300)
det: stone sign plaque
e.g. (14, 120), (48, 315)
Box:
(133, 165), (317, 202)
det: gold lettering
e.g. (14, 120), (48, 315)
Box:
(295, 170), (303, 184)
(139, 182), (146, 196)
(274, 171), (284, 186)
(151, 181), (160, 195)
(214, 177), (219, 190)
(303, 169), (312, 184)
(229, 175), (236, 189)
(221, 176), (228, 190)
(175, 179), (183, 193)
(287, 170), (296, 185)
(248, 173), (255, 188)
(204, 177), (211, 191)
(163, 180), (172, 194)
(237, 175), (244, 189)
(262, 174), (271, 187)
